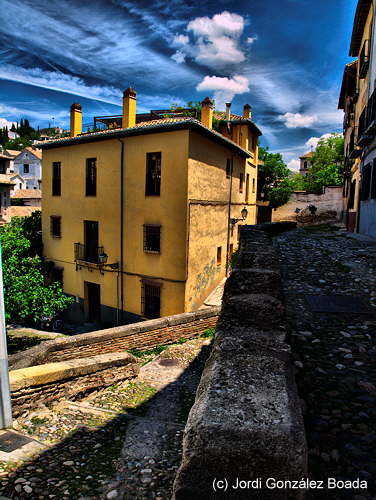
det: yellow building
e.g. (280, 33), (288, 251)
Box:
(339, 0), (373, 232)
(40, 91), (261, 325)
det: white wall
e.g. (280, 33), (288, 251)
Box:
(272, 187), (344, 222)
(13, 150), (42, 190)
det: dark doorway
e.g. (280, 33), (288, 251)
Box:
(84, 220), (99, 263)
(85, 282), (101, 323)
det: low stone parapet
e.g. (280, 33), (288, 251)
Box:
(9, 307), (219, 370)
(172, 225), (307, 499)
(10, 352), (139, 416)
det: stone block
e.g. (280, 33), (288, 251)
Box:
(224, 269), (282, 299)
(173, 349), (306, 500)
(236, 248), (280, 271)
(220, 294), (285, 330)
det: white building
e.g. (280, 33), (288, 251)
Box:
(13, 147), (42, 190)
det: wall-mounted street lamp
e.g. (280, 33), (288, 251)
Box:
(98, 252), (119, 274)
(230, 207), (248, 226)
(98, 251), (108, 265)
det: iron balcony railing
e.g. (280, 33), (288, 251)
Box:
(74, 243), (105, 264)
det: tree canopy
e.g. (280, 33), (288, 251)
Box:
(293, 134), (344, 193)
(0, 212), (73, 324)
(257, 147), (294, 208)
(0, 118), (40, 150)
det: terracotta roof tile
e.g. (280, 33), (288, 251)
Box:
(10, 206), (41, 218)
(299, 151), (315, 159)
(0, 174), (16, 185)
(38, 117), (253, 158)
(24, 147), (42, 159)
(11, 189), (41, 199)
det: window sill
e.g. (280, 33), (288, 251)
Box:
(144, 250), (161, 254)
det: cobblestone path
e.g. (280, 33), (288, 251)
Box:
(0, 338), (212, 500)
(276, 226), (376, 500)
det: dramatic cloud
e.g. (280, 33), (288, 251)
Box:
(196, 74), (249, 106)
(280, 112), (318, 128)
(172, 11), (246, 67)
(0, 65), (123, 104)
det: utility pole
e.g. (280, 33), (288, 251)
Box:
(0, 241), (12, 429)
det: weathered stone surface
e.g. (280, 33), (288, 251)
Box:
(173, 349), (306, 500)
(172, 224), (306, 500)
(9, 308), (219, 369)
(236, 248), (280, 271)
(10, 352), (138, 391)
(224, 268), (282, 299)
(221, 293), (285, 330)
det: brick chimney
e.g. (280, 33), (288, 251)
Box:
(201, 97), (214, 129)
(225, 102), (232, 121)
(243, 104), (252, 119)
(70, 103), (82, 137)
(122, 87), (137, 128)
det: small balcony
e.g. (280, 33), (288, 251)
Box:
(74, 243), (106, 265)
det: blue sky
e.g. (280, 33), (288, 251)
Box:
(0, 0), (357, 168)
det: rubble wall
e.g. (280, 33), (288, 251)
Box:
(172, 224), (307, 500)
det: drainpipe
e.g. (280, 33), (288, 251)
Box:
(0, 241), (12, 429)
(118, 139), (125, 323)
(225, 156), (234, 276)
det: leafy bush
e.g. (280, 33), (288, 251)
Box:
(0, 212), (73, 323)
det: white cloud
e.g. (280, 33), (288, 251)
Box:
(196, 74), (249, 107)
(173, 34), (189, 45)
(280, 112), (318, 128)
(187, 11), (244, 38)
(0, 64), (123, 105)
(171, 50), (186, 64)
(287, 159), (300, 171)
(246, 36), (257, 44)
(0, 117), (17, 129)
(172, 11), (246, 68)
(305, 133), (333, 150)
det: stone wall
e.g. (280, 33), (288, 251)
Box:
(10, 352), (139, 416)
(9, 308), (219, 370)
(172, 224), (307, 500)
(272, 186), (343, 222)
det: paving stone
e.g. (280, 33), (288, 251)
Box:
(275, 226), (376, 500)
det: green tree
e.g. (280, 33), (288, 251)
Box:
(257, 147), (294, 208)
(0, 212), (73, 324)
(302, 134), (344, 193)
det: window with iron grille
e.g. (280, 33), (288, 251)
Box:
(143, 224), (161, 253)
(239, 173), (244, 193)
(141, 281), (161, 318)
(86, 158), (97, 196)
(371, 159), (376, 199)
(361, 163), (371, 201)
(52, 162), (61, 196)
(226, 159), (231, 178)
(348, 180), (356, 209)
(50, 216), (61, 238)
(145, 152), (161, 196)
